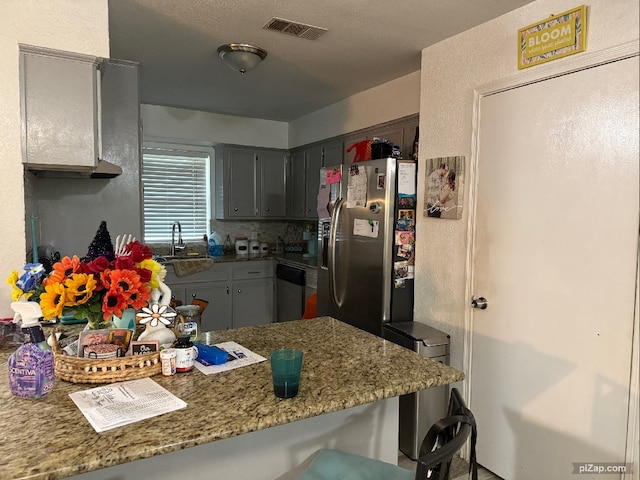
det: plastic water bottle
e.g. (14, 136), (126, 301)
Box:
(207, 231), (223, 257)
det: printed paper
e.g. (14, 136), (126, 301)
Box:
(69, 377), (187, 433)
(353, 218), (379, 238)
(193, 341), (266, 375)
(398, 162), (416, 196)
(347, 165), (367, 208)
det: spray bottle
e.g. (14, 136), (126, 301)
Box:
(8, 301), (55, 398)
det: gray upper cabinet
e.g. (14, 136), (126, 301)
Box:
(402, 119), (420, 160)
(305, 146), (323, 219)
(20, 45), (102, 171)
(321, 141), (343, 167)
(343, 133), (367, 164)
(215, 145), (288, 219)
(288, 149), (306, 219)
(341, 115), (419, 163)
(260, 150), (288, 217)
(288, 145), (323, 220)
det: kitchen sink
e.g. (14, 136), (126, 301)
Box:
(155, 254), (210, 264)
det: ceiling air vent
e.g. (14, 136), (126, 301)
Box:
(263, 17), (328, 41)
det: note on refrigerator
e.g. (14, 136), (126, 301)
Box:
(347, 165), (367, 208)
(353, 218), (379, 238)
(398, 162), (416, 196)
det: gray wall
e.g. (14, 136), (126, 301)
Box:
(33, 60), (142, 257)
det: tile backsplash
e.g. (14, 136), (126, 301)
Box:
(150, 220), (317, 256)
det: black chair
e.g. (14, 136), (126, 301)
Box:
(415, 388), (478, 480)
(295, 387), (478, 480)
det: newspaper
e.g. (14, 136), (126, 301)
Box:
(193, 341), (266, 375)
(68, 377), (187, 433)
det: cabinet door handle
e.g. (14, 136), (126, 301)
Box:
(237, 289), (242, 294)
(226, 286), (229, 294)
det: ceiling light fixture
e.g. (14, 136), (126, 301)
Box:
(217, 43), (268, 74)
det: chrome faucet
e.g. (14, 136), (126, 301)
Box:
(170, 221), (186, 256)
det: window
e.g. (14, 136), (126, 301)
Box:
(141, 145), (212, 243)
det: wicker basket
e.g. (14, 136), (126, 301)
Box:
(53, 349), (161, 384)
(51, 333), (160, 385)
(50, 315), (191, 384)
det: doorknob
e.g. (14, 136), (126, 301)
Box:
(471, 296), (488, 309)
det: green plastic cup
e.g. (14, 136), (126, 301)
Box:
(270, 348), (303, 398)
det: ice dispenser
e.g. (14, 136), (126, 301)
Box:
(382, 321), (451, 460)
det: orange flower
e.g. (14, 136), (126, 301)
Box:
(101, 269), (142, 297)
(44, 255), (81, 286)
(127, 284), (152, 309)
(102, 288), (129, 320)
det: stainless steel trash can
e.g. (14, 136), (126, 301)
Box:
(382, 322), (451, 460)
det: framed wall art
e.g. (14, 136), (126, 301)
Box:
(424, 156), (465, 220)
(518, 5), (587, 69)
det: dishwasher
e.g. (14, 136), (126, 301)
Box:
(276, 263), (306, 322)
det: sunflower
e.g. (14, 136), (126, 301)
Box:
(44, 255), (81, 286)
(102, 288), (129, 320)
(39, 282), (67, 320)
(64, 273), (97, 306)
(106, 269), (143, 297)
(127, 284), (152, 310)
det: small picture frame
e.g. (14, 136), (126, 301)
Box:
(129, 340), (160, 356)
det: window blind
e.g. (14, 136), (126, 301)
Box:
(142, 148), (210, 242)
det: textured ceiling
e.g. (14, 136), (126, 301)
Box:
(108, 0), (534, 122)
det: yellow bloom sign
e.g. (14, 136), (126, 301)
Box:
(518, 5), (587, 69)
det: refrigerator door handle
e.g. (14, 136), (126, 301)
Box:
(329, 197), (344, 308)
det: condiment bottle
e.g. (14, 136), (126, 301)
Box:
(174, 335), (198, 372)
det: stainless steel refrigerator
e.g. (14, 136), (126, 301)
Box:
(317, 157), (417, 336)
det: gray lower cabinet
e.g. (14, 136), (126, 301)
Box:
(165, 261), (274, 332)
(230, 261), (274, 328)
(215, 145), (288, 219)
(184, 284), (229, 332)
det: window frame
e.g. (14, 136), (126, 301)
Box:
(141, 142), (214, 243)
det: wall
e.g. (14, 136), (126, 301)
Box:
(415, 0), (640, 373)
(141, 104), (289, 149)
(0, 0), (110, 318)
(288, 71), (420, 148)
(34, 60), (142, 258)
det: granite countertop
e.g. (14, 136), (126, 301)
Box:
(0, 317), (464, 480)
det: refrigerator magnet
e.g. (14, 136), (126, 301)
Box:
(377, 173), (386, 189)
(395, 231), (415, 245)
(353, 218), (379, 238)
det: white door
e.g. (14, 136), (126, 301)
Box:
(470, 55), (639, 479)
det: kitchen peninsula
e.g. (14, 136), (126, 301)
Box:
(0, 317), (464, 480)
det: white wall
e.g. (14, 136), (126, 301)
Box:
(141, 105), (289, 149)
(288, 71), (420, 148)
(415, 0), (640, 372)
(0, 1), (110, 318)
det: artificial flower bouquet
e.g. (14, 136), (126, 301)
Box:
(7, 225), (167, 330)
